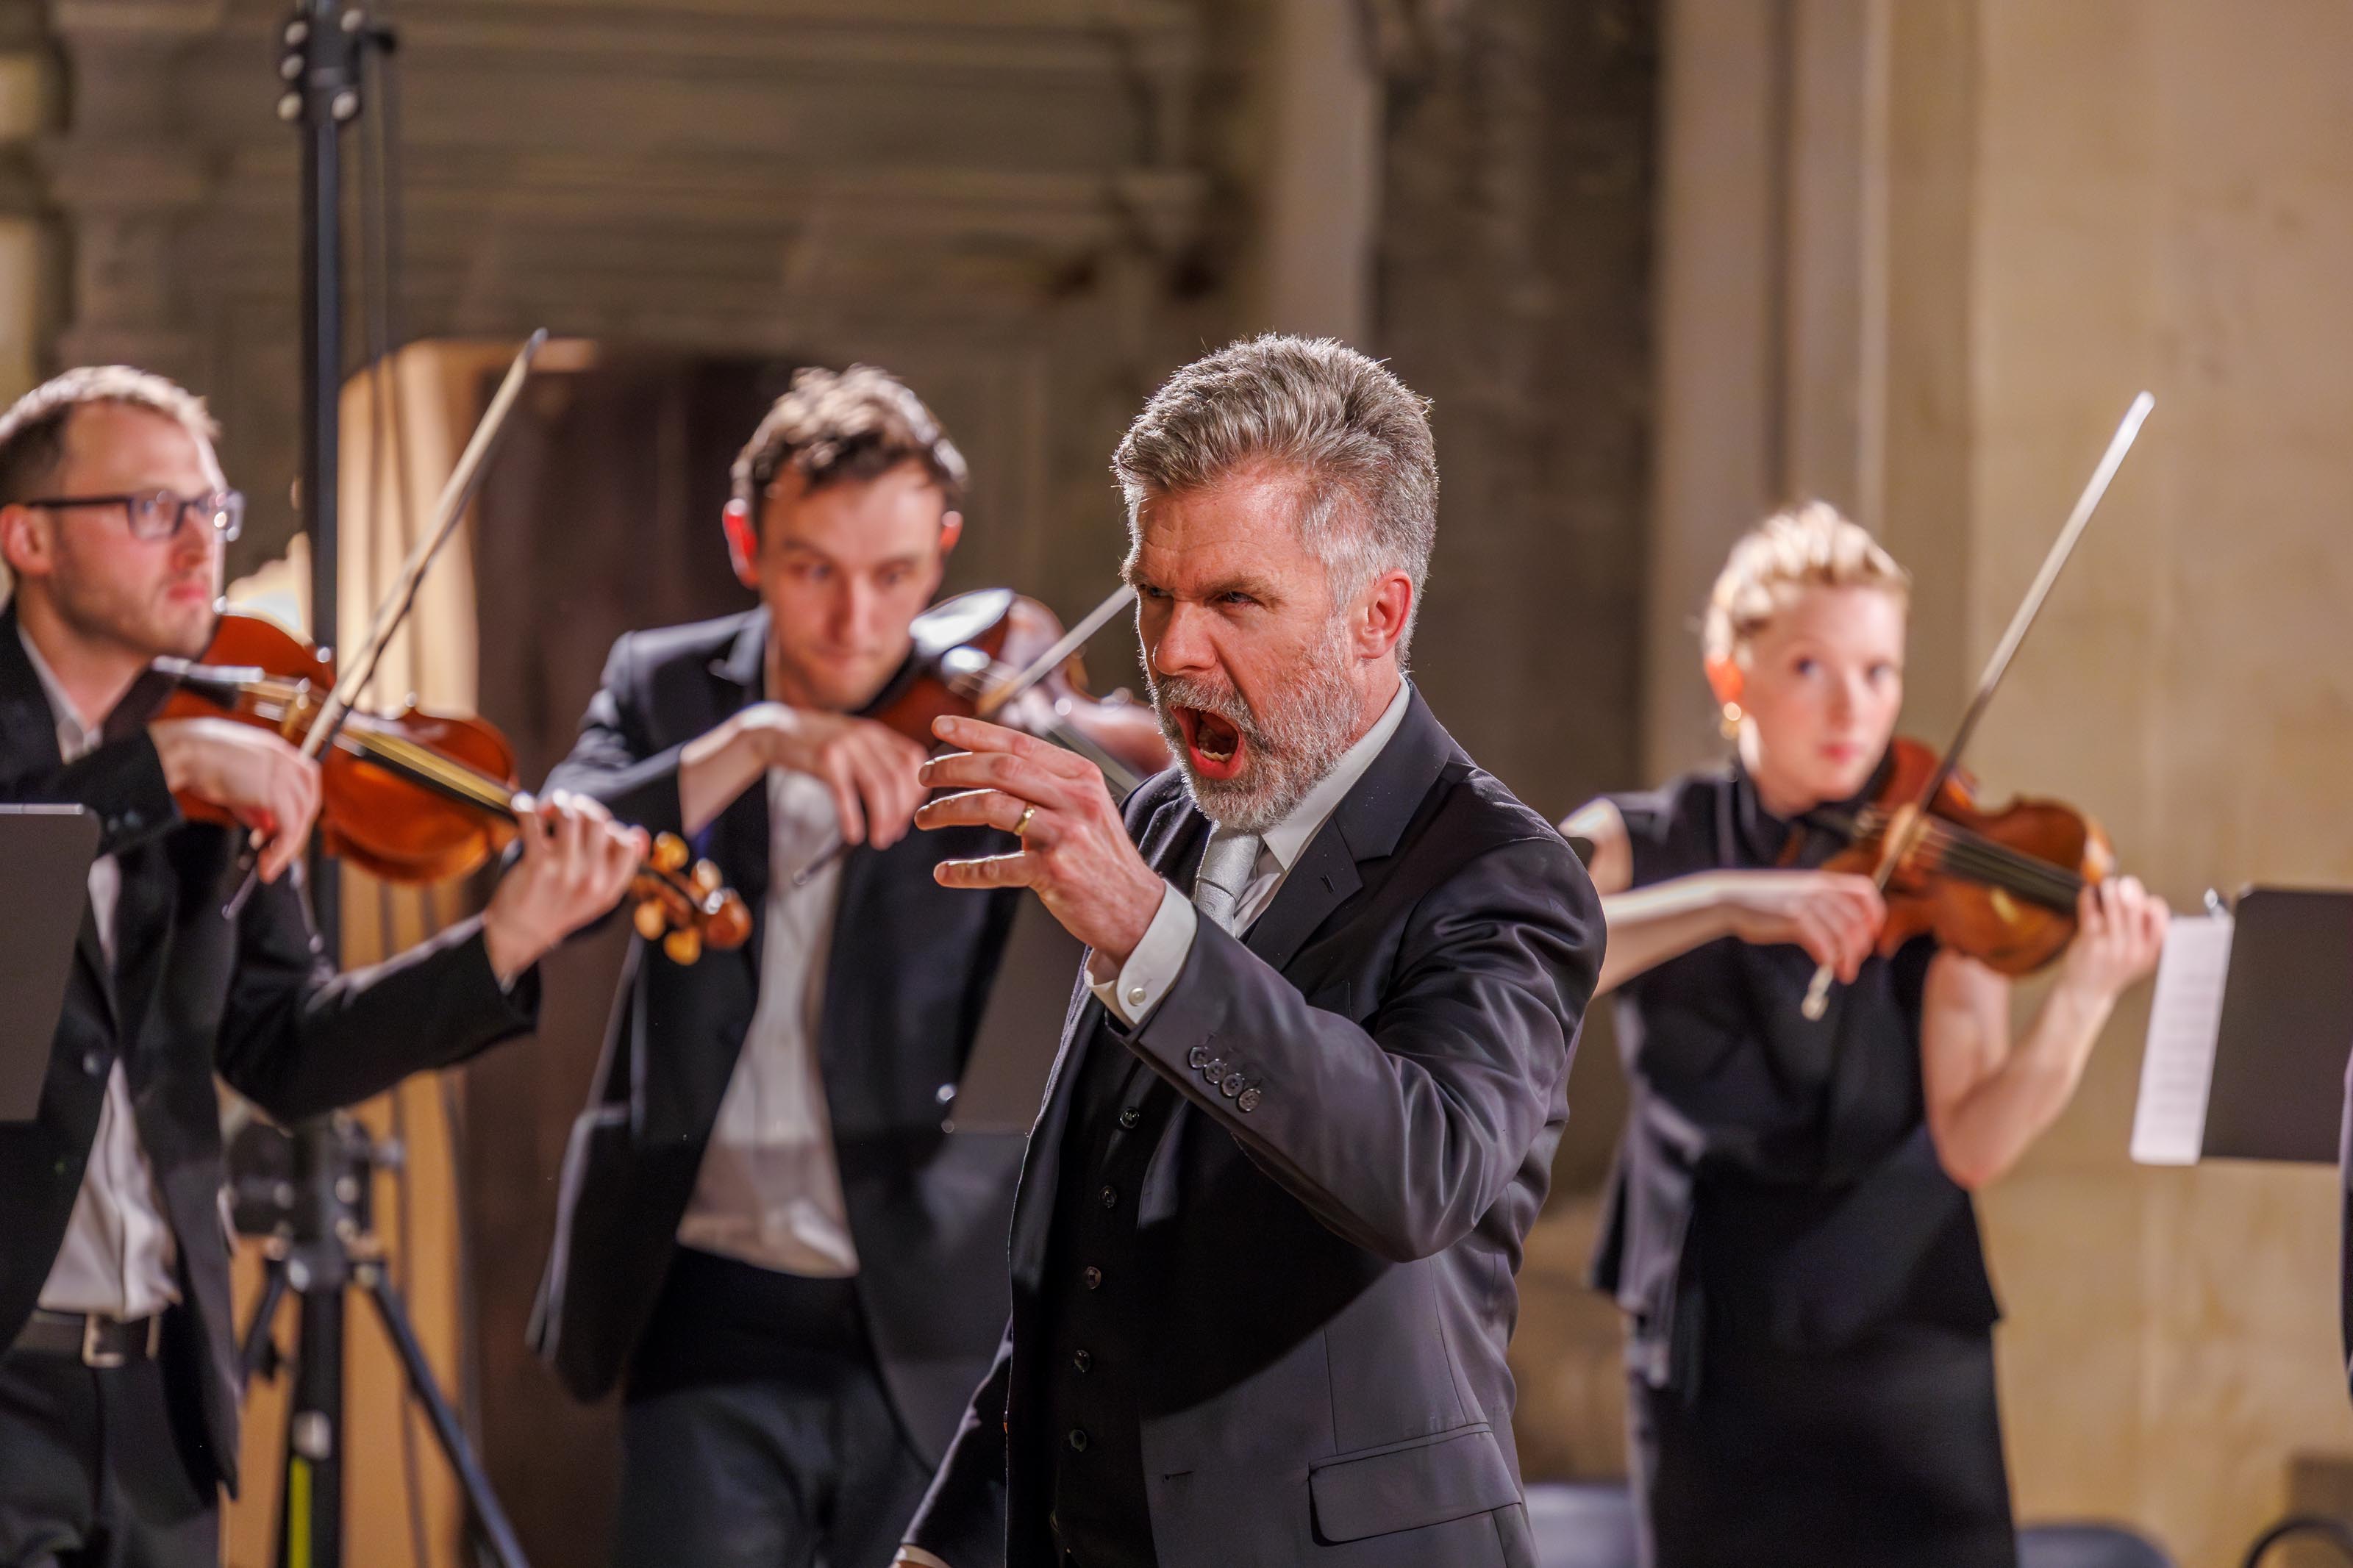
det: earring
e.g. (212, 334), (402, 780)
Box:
(1719, 701), (1743, 740)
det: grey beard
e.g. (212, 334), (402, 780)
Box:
(1145, 634), (1363, 835)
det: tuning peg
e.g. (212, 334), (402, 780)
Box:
(708, 892), (754, 951)
(692, 859), (723, 895)
(663, 927), (703, 965)
(651, 832), (689, 873)
(633, 900), (668, 941)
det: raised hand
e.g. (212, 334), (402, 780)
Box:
(914, 715), (1165, 964)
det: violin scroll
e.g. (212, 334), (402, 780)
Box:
(629, 832), (753, 964)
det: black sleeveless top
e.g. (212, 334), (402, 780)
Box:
(1590, 762), (1999, 1392)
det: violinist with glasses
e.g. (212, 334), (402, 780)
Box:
(0, 365), (642, 1568)
(1562, 503), (2168, 1568)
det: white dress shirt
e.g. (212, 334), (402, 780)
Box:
(1088, 679), (1413, 1026)
(674, 766), (861, 1278)
(22, 627), (179, 1321)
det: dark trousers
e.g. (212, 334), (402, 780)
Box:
(613, 1247), (931, 1568)
(1629, 1320), (2016, 1568)
(0, 1340), (216, 1568)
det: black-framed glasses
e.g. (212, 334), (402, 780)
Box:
(21, 489), (245, 544)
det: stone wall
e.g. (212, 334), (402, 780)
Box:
(1971, 4), (2353, 1562)
(1648, 1), (2353, 1561)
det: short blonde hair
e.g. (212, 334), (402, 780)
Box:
(1702, 501), (1910, 664)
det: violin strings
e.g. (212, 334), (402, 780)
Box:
(1839, 809), (2085, 909)
(1915, 823), (2085, 903)
(350, 730), (720, 911)
(1899, 825), (2083, 906)
(1851, 810), (2086, 908)
(197, 673), (722, 920)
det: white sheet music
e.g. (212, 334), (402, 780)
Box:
(2129, 913), (2236, 1166)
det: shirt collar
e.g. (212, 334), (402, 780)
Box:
(18, 623), (101, 763)
(1254, 676), (1413, 873)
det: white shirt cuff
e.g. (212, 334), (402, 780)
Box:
(1086, 881), (1198, 1028)
(893, 1550), (954, 1568)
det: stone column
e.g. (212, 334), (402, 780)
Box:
(1239, 0), (1382, 343)
(1645, 0), (1943, 774)
(42, 0), (222, 382)
(0, 1), (51, 401)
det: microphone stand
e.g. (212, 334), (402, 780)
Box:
(238, 7), (531, 1566)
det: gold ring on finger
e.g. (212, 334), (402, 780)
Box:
(1015, 803), (1038, 840)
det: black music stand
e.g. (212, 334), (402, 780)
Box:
(0, 806), (99, 1120)
(2131, 886), (2353, 1167)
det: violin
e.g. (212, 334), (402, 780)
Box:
(160, 609), (751, 963)
(1793, 735), (2113, 976)
(1796, 390), (2154, 1018)
(862, 587), (1170, 802)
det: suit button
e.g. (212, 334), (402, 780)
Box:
(1082, 1266), (1103, 1290)
(82, 1050), (105, 1078)
(1073, 1348), (1092, 1373)
(121, 809), (142, 831)
(1220, 1073), (1244, 1098)
(1202, 1058), (1226, 1081)
(1068, 1428), (1090, 1453)
(1099, 1185), (1118, 1209)
(1187, 1045), (1211, 1070)
(1238, 1087), (1262, 1113)
(1118, 1106), (1140, 1130)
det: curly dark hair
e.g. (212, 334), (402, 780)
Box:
(731, 365), (966, 523)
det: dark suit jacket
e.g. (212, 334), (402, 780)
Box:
(0, 603), (539, 1494)
(526, 609), (1024, 1467)
(906, 688), (1603, 1568)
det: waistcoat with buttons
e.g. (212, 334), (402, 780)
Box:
(1035, 1002), (1184, 1567)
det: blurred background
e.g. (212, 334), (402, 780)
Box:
(0, 1), (2347, 1564)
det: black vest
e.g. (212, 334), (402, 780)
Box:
(1032, 1009), (1180, 1567)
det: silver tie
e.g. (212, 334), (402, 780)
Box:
(1192, 829), (1264, 935)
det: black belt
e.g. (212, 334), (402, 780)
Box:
(11, 1309), (163, 1368)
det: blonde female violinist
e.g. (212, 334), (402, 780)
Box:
(1563, 504), (2168, 1568)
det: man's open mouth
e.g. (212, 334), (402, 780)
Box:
(1174, 705), (1248, 782)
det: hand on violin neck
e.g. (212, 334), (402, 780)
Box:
(482, 790), (650, 985)
(682, 700), (929, 848)
(1713, 867), (1888, 983)
(2053, 876), (2169, 1007)
(914, 715), (1163, 965)
(149, 717), (321, 883)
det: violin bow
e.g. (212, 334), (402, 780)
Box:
(976, 582), (1138, 719)
(222, 331), (547, 914)
(1799, 390), (2156, 1022)
(296, 329), (548, 765)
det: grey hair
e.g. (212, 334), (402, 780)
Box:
(1112, 334), (1438, 661)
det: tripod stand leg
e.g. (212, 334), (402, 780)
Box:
(238, 1256), (291, 1388)
(279, 1284), (346, 1568)
(360, 1264), (532, 1568)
